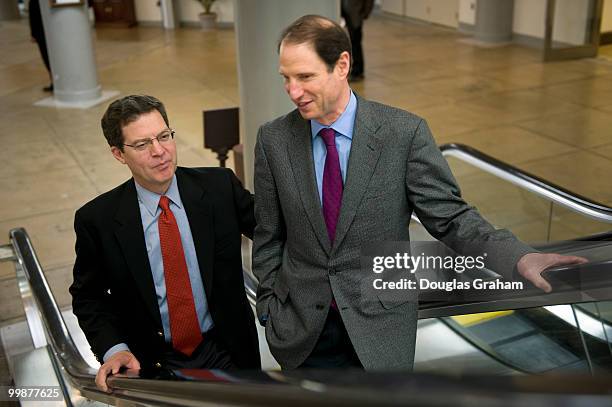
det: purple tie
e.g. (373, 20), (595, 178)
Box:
(320, 128), (343, 245)
(320, 128), (343, 311)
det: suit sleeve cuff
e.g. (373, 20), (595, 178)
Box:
(103, 343), (131, 362)
(258, 314), (269, 327)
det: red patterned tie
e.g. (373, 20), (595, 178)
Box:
(158, 196), (201, 356)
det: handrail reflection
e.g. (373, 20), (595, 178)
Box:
(440, 143), (612, 223)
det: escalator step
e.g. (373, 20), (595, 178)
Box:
(494, 333), (580, 373)
(466, 313), (534, 345)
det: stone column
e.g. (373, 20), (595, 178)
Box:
(233, 0), (340, 189)
(0, 0), (20, 20)
(38, 0), (102, 104)
(474, 0), (515, 43)
(160, 0), (180, 29)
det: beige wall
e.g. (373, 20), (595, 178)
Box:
(514, 0), (593, 45)
(403, 0), (428, 21)
(603, 0), (612, 32)
(134, 0), (612, 36)
(386, 0), (601, 43)
(381, 0), (404, 15)
(134, 0), (161, 22)
(428, 0), (459, 27)
(552, 0), (591, 45)
(382, 0), (458, 28)
(458, 0), (476, 25)
(513, 0), (546, 38)
(133, 0), (234, 24)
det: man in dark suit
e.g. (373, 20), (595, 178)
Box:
(70, 95), (259, 392)
(253, 15), (585, 370)
(28, 0), (53, 92)
(341, 0), (374, 81)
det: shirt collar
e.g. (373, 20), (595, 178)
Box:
(311, 89), (357, 140)
(134, 174), (182, 216)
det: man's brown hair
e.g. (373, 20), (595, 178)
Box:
(101, 95), (169, 150)
(278, 14), (352, 73)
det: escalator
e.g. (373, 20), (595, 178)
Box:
(412, 143), (612, 378)
(414, 238), (612, 377)
(2, 143), (612, 406)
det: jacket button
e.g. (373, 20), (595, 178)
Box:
(316, 304), (325, 310)
(155, 362), (162, 368)
(328, 268), (336, 276)
(157, 331), (164, 337)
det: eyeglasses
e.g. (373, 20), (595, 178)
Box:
(123, 129), (175, 151)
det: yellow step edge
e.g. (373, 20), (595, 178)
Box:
(451, 310), (514, 327)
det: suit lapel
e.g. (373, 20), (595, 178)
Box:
(332, 96), (383, 253)
(175, 168), (215, 302)
(113, 180), (162, 327)
(287, 113), (332, 255)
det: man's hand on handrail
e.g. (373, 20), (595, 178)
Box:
(96, 350), (141, 393)
(517, 253), (588, 293)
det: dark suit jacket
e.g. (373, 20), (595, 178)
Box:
(70, 167), (260, 369)
(341, 0), (375, 28)
(253, 95), (533, 370)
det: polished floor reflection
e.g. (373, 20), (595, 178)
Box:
(0, 15), (612, 324)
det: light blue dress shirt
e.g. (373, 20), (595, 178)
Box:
(103, 175), (214, 362)
(310, 90), (357, 205)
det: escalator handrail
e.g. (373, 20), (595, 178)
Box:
(242, 255), (612, 321)
(440, 143), (612, 223)
(8, 228), (612, 405)
(9, 229), (99, 385)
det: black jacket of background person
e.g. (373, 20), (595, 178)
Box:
(28, 0), (45, 42)
(69, 167), (261, 369)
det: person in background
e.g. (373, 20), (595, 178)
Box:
(28, 0), (53, 92)
(341, 0), (374, 81)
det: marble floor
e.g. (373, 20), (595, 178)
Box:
(1, 14), (612, 325)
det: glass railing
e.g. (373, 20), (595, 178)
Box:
(412, 143), (612, 377)
(438, 143), (612, 242)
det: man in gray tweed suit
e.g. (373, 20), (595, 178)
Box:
(253, 15), (585, 370)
